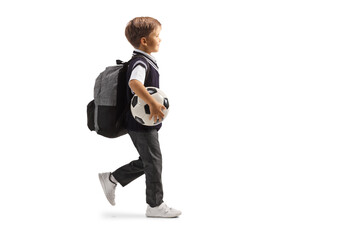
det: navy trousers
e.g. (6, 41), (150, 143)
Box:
(112, 129), (163, 207)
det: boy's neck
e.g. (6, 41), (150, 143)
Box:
(137, 46), (152, 55)
(134, 49), (157, 63)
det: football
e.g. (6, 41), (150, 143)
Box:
(130, 87), (170, 126)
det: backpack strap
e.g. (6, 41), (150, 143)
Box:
(116, 55), (150, 80)
(116, 59), (124, 65)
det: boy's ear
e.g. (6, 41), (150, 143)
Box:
(140, 37), (147, 46)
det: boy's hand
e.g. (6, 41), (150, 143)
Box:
(149, 102), (166, 124)
(129, 79), (165, 123)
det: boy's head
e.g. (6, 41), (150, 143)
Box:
(125, 17), (162, 54)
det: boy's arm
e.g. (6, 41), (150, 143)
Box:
(129, 79), (166, 123)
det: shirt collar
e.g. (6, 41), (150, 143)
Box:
(133, 49), (157, 63)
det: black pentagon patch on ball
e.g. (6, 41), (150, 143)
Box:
(135, 116), (145, 124)
(144, 104), (150, 114)
(132, 96), (138, 107)
(147, 88), (157, 95)
(163, 98), (169, 109)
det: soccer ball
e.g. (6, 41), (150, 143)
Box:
(130, 87), (170, 126)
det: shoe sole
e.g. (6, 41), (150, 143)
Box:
(146, 215), (180, 218)
(146, 212), (181, 218)
(98, 173), (115, 206)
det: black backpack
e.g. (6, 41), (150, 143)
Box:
(87, 57), (148, 138)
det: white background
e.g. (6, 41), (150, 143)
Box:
(1, 0), (359, 239)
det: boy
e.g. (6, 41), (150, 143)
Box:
(98, 17), (181, 218)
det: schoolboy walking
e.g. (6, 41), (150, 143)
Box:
(98, 17), (181, 218)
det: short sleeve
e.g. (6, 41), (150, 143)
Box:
(129, 65), (146, 85)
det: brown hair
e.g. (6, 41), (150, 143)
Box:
(125, 17), (161, 48)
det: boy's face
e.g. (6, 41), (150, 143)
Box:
(142, 26), (161, 54)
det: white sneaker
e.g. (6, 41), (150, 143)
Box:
(98, 172), (117, 206)
(146, 203), (182, 218)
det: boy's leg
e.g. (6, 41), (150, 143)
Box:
(111, 129), (163, 207)
(112, 157), (144, 186)
(128, 129), (163, 208)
